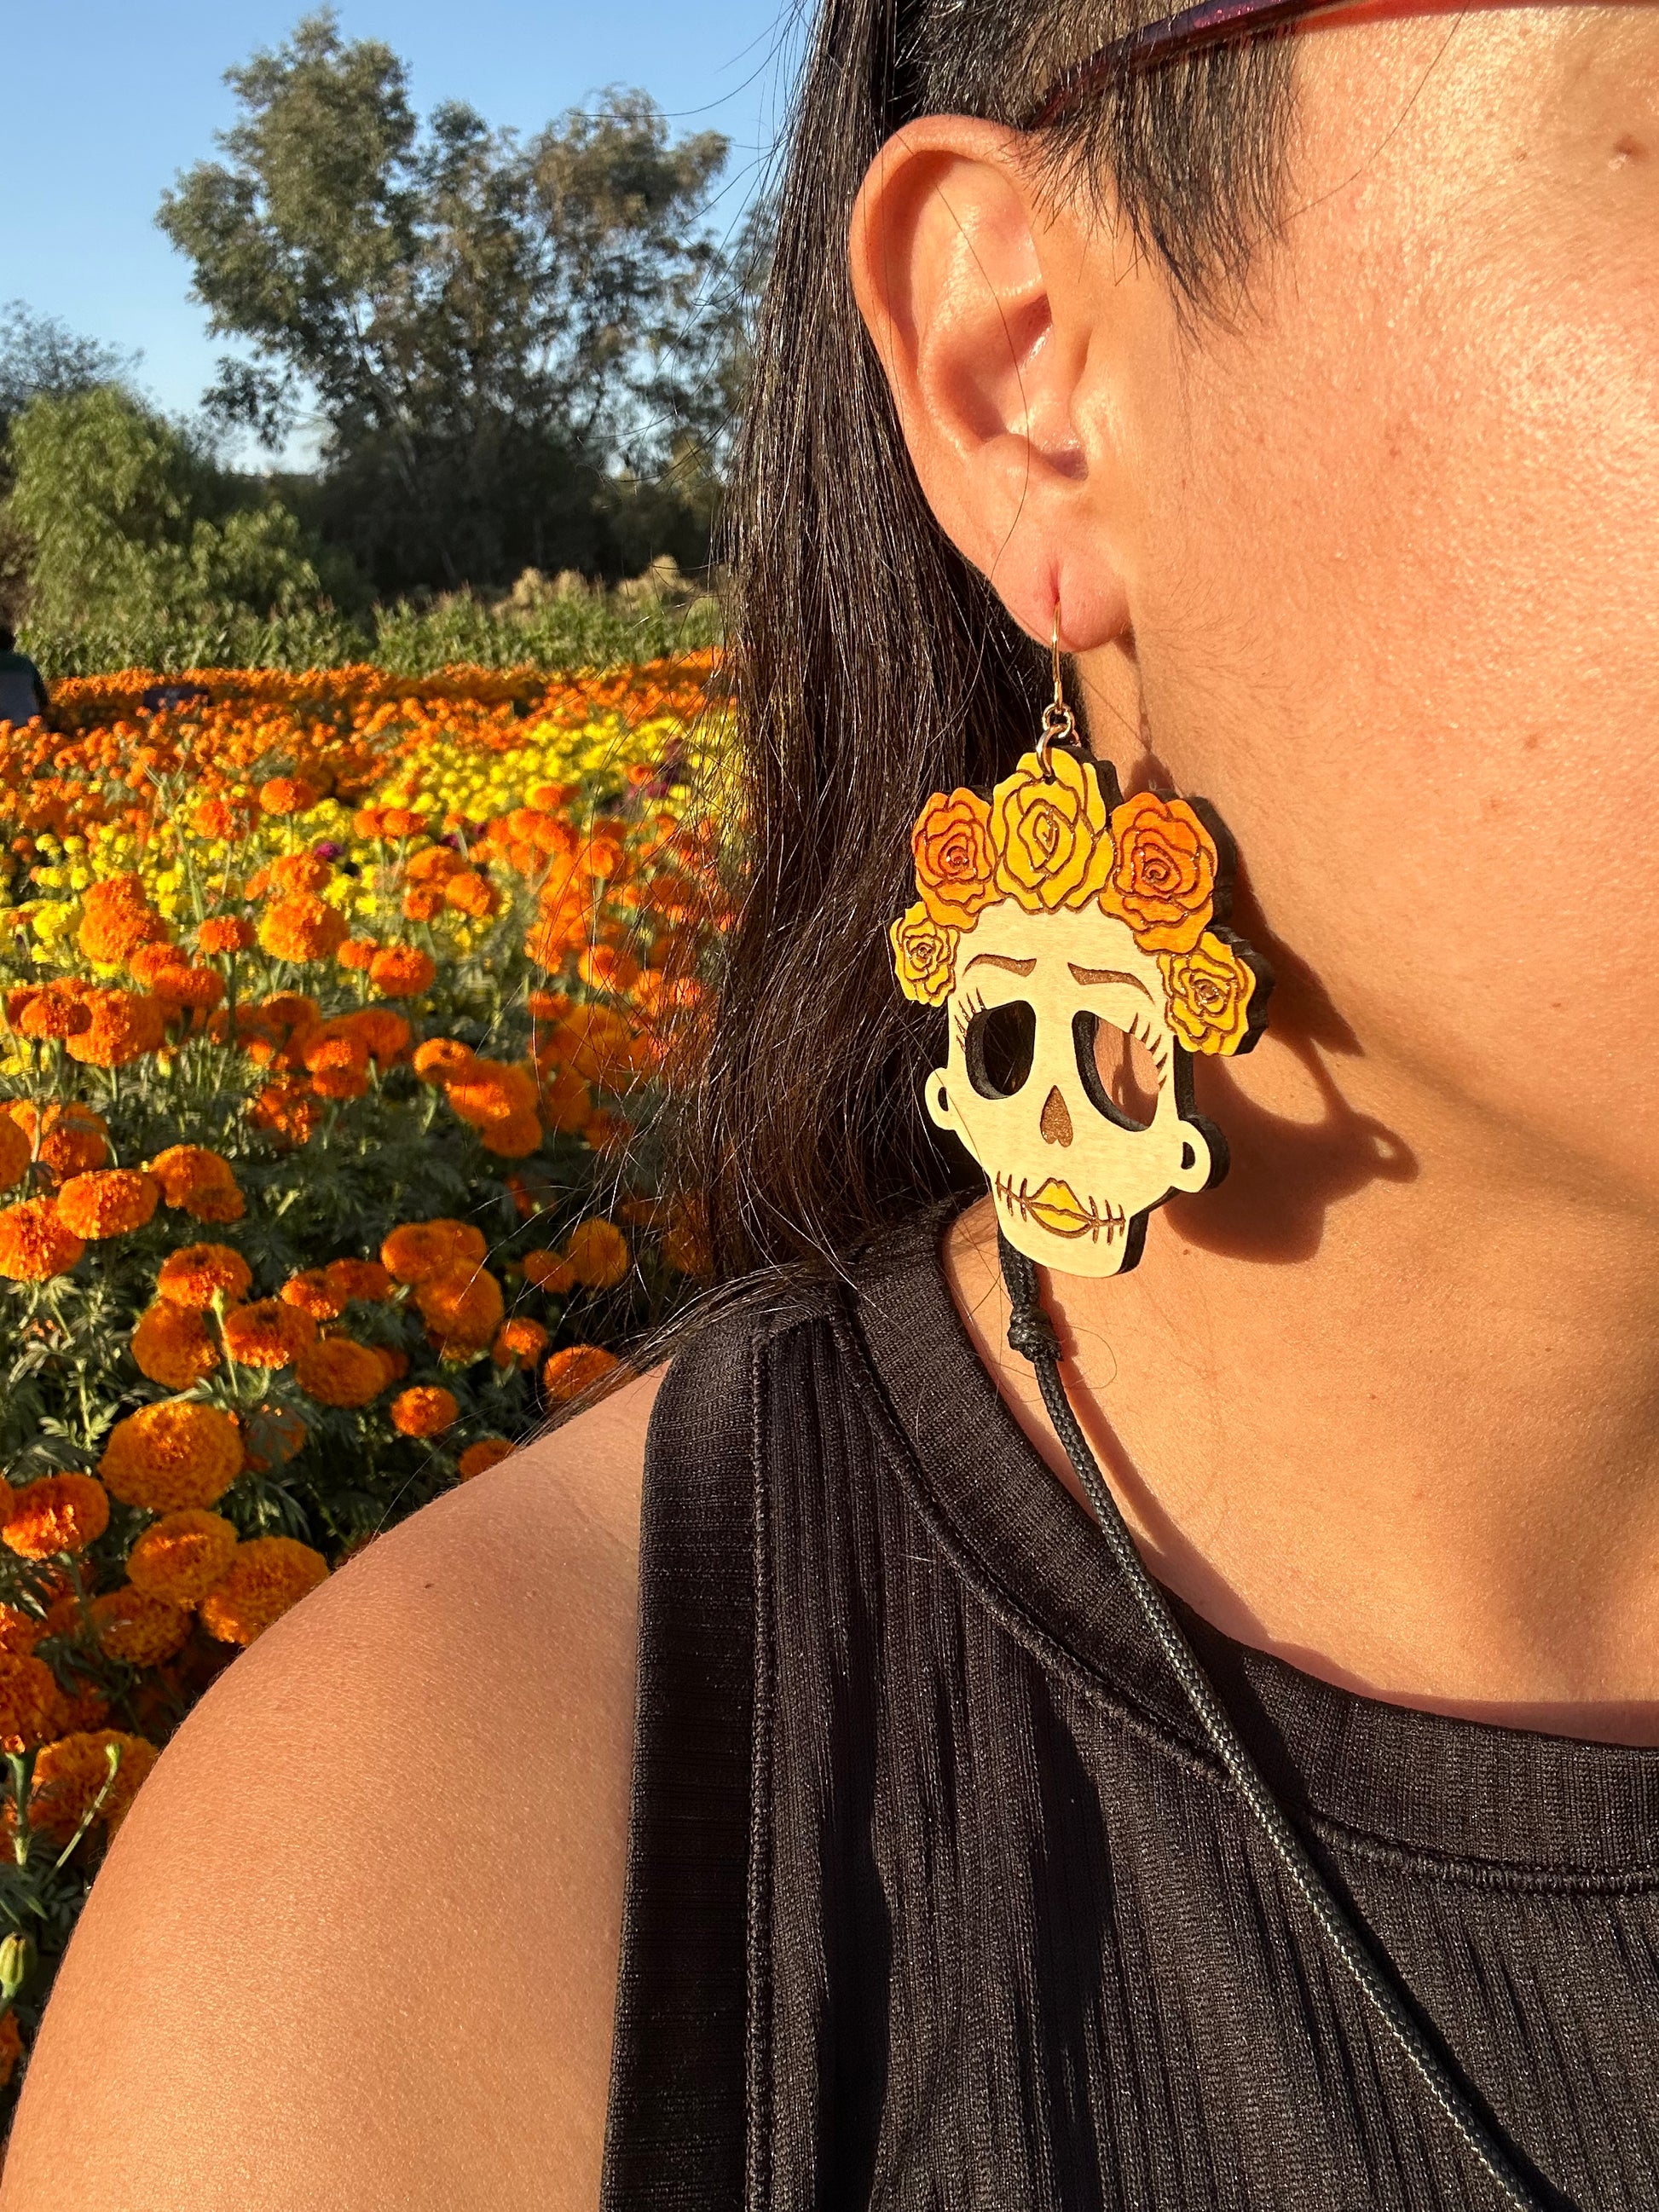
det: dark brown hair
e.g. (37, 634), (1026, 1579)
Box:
(694, 0), (1301, 1277)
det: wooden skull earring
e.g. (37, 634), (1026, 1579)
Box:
(889, 610), (1273, 1279)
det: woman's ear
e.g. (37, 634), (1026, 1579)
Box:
(848, 116), (1133, 653)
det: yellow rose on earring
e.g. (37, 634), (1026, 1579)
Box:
(1158, 933), (1257, 1054)
(890, 903), (958, 1005)
(990, 749), (1114, 912)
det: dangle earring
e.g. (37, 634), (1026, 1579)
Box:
(889, 609), (1272, 1278)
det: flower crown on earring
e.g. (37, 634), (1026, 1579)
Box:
(888, 746), (1267, 1058)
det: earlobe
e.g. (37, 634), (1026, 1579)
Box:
(847, 117), (1129, 652)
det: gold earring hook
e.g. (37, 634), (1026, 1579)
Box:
(1037, 601), (1076, 777)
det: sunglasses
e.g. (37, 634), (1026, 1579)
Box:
(1025, 0), (1655, 124)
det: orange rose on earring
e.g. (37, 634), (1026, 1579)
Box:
(991, 749), (1114, 912)
(912, 789), (997, 928)
(1102, 792), (1218, 953)
(1159, 933), (1257, 1054)
(890, 903), (958, 1006)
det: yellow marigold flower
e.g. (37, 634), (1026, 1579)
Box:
(492, 1317), (548, 1369)
(125, 1510), (239, 1605)
(280, 1269), (344, 1321)
(294, 1337), (387, 1408)
(565, 1218), (630, 1290)
(100, 1401), (244, 1512)
(2, 1474), (110, 1559)
(258, 892), (349, 964)
(222, 1297), (316, 1369)
(199, 1536), (328, 1645)
(63, 988), (168, 1068)
(6, 1101), (108, 1185)
(413, 1037), (477, 1085)
(889, 901), (957, 1008)
(542, 1343), (623, 1403)
(0, 1198), (84, 1281)
(156, 1241), (251, 1308)
(321, 1256), (395, 1304)
(1157, 932), (1261, 1056)
(390, 1385), (459, 1437)
(368, 944), (436, 997)
(31, 1730), (159, 1842)
(131, 1299), (219, 1388)
(416, 1263), (505, 1348)
(458, 1438), (517, 1480)
(90, 1585), (191, 1667)
(196, 915), (255, 955)
(55, 1168), (159, 1239)
(147, 1145), (245, 1222)
(0, 1119), (28, 1195)
(0, 1654), (62, 1752)
(521, 1248), (575, 1293)
(257, 775), (321, 817)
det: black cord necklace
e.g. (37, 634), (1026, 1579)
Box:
(997, 1231), (1564, 2212)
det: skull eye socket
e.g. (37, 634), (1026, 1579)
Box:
(1073, 1010), (1160, 1133)
(965, 999), (1036, 1100)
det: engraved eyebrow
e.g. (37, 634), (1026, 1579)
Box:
(1067, 964), (1153, 999)
(965, 952), (1037, 975)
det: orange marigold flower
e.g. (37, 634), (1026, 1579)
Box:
(150, 963), (224, 1014)
(294, 1337), (387, 1408)
(321, 1256), (394, 1304)
(192, 796), (251, 839)
(77, 899), (167, 964)
(337, 935), (380, 971)
(413, 1037), (478, 1084)
(2, 1474), (110, 1559)
(0, 1118), (28, 1193)
(542, 1344), (623, 1403)
(577, 944), (642, 994)
(401, 883), (446, 923)
(126, 1509), (239, 1605)
(368, 945), (436, 997)
(374, 1346), (410, 1388)
(128, 941), (188, 988)
(131, 1298), (220, 1387)
(100, 1401), (243, 1512)
(222, 1297), (316, 1369)
(64, 988), (167, 1068)
(199, 1536), (328, 1645)
(416, 1263), (505, 1348)
(443, 869), (497, 918)
(90, 1585), (191, 1667)
(270, 851), (332, 894)
(55, 1168), (159, 1240)
(31, 1730), (158, 1842)
(0, 1198), (84, 1281)
(147, 1145), (244, 1222)
(258, 775), (320, 817)
(0, 1654), (62, 1753)
(380, 1217), (483, 1284)
(17, 987), (90, 1042)
(280, 1269), (344, 1321)
(6, 1101), (107, 1186)
(521, 1248), (575, 1294)
(249, 1073), (326, 1146)
(483, 1110), (542, 1158)
(458, 1438), (517, 1480)
(492, 1317), (548, 1369)
(565, 1217), (631, 1291)
(155, 1241), (251, 1308)
(346, 1008), (410, 1066)
(390, 1385), (459, 1437)
(0, 1606), (42, 1657)
(196, 915), (255, 956)
(301, 1030), (369, 1099)
(445, 1059), (537, 1129)
(258, 892), (349, 964)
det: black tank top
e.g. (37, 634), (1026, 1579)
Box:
(599, 1203), (1659, 2210)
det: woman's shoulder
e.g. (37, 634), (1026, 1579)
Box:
(1, 1364), (666, 2212)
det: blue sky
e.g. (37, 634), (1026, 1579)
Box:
(7, 0), (796, 457)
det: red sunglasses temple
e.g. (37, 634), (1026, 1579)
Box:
(1023, 0), (1610, 124)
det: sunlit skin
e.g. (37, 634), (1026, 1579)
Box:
(8, 16), (1659, 2211)
(851, 9), (1659, 1739)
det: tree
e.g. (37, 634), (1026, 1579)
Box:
(0, 305), (134, 449)
(157, 11), (731, 593)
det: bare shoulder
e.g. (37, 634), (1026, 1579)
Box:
(1, 1364), (667, 2212)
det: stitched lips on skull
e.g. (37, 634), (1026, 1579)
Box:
(890, 749), (1271, 1279)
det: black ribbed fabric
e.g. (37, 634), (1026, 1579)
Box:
(599, 1204), (1659, 2210)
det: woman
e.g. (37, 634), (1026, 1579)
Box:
(6, 0), (1657, 2203)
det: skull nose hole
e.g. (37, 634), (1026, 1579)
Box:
(1039, 1085), (1073, 1146)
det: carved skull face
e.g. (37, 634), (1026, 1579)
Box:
(924, 898), (1218, 1277)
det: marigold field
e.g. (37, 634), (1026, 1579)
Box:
(0, 654), (725, 2112)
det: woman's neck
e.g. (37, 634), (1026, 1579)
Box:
(942, 1041), (1659, 1747)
